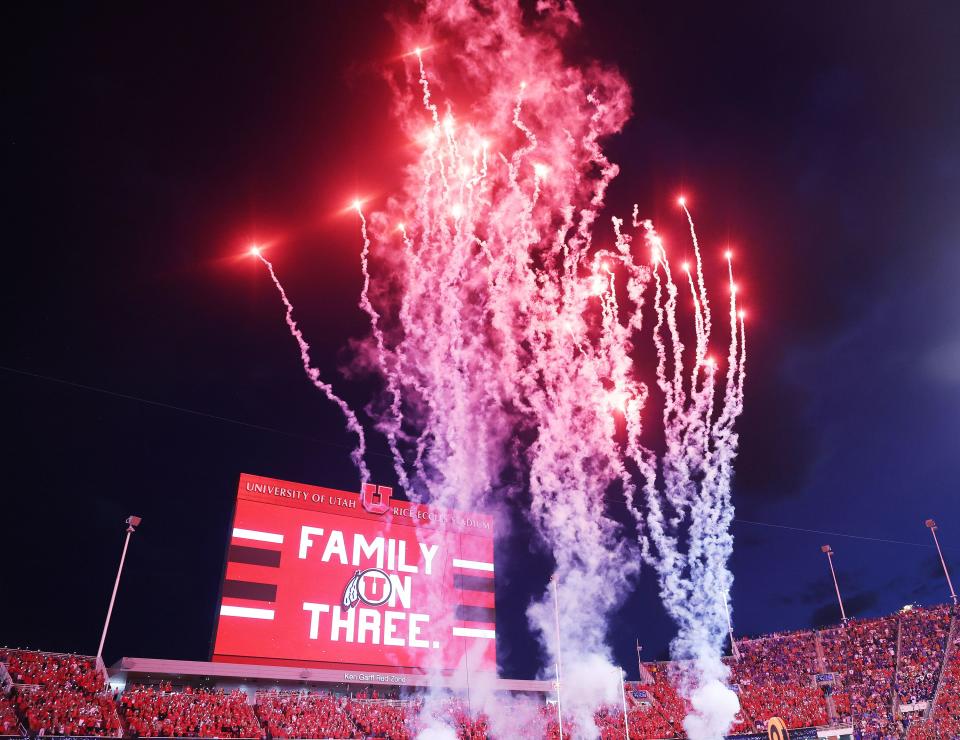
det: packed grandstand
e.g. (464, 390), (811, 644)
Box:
(1, 602), (958, 739)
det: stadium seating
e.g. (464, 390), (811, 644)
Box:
(895, 605), (952, 705)
(822, 614), (899, 736)
(348, 697), (410, 740)
(0, 696), (20, 735)
(830, 688), (852, 725)
(731, 630), (820, 685)
(119, 685), (261, 738)
(0, 650), (106, 694)
(13, 686), (121, 737)
(596, 702), (693, 739)
(537, 703), (567, 740)
(632, 664), (688, 738)
(737, 683), (828, 730)
(437, 697), (488, 739)
(2, 602), (958, 739)
(255, 690), (359, 739)
(1, 649), (120, 737)
(905, 625), (960, 739)
(726, 630), (829, 731)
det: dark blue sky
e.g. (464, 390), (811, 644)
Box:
(2, 1), (958, 676)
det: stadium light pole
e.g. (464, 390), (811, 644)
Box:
(821, 545), (847, 624)
(551, 575), (564, 740)
(925, 519), (958, 606)
(723, 597), (740, 660)
(619, 667), (630, 740)
(97, 516), (141, 660)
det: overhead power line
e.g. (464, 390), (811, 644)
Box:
(1, 364), (954, 551)
(732, 518), (945, 550)
(0, 364), (392, 459)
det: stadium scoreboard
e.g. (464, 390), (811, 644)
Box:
(212, 473), (496, 674)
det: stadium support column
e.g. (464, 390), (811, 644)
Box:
(821, 545), (847, 624)
(926, 519), (958, 606)
(619, 667), (630, 740)
(551, 576), (564, 740)
(97, 516), (141, 660)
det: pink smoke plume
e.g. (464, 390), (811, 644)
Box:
(255, 1), (748, 737)
(367, 6), (640, 730)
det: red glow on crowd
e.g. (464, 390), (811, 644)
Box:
(3, 602), (957, 738)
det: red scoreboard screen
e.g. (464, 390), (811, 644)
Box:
(212, 473), (496, 674)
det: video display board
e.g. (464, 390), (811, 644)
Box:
(212, 473), (496, 674)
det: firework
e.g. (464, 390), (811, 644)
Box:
(253, 2), (748, 737)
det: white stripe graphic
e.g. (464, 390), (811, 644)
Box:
(220, 605), (275, 620)
(452, 558), (494, 572)
(452, 627), (496, 639)
(232, 528), (284, 544)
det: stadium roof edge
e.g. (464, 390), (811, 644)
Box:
(109, 657), (553, 694)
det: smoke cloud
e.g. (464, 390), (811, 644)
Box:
(258, 1), (748, 737)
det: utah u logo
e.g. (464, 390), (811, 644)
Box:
(342, 568), (393, 609)
(361, 483), (393, 515)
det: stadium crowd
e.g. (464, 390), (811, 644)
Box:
(830, 688), (852, 725)
(730, 631), (819, 686)
(904, 626), (960, 739)
(823, 615), (899, 737)
(348, 698), (407, 739)
(931, 641), (960, 736)
(0, 652), (105, 694)
(723, 630), (828, 731)
(1, 696), (19, 735)
(12, 688), (120, 737)
(439, 698), (488, 739)
(594, 681), (688, 740)
(119, 685), (260, 738)
(895, 605), (952, 705)
(642, 664), (687, 738)
(0, 650), (120, 737)
(1, 601), (958, 739)
(255, 691), (358, 739)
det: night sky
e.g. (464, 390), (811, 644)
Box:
(3, 1), (959, 679)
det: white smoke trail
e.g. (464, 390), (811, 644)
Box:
(254, 250), (370, 486)
(362, 1), (748, 736)
(252, 2), (749, 737)
(630, 216), (746, 739)
(356, 206), (410, 492)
